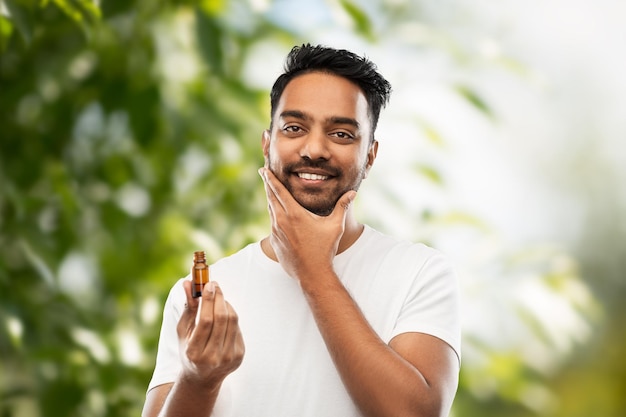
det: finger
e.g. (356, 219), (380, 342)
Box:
(259, 170), (285, 231)
(331, 190), (357, 221)
(260, 171), (277, 222)
(177, 280), (200, 339)
(259, 168), (277, 212)
(183, 279), (201, 311)
(202, 284), (230, 354)
(223, 302), (239, 342)
(267, 196), (276, 226)
(187, 281), (217, 348)
(223, 301), (245, 362)
(260, 167), (291, 212)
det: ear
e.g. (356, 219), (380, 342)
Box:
(262, 129), (271, 160)
(363, 139), (378, 178)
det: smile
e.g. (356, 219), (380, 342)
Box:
(297, 172), (329, 181)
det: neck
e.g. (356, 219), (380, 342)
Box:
(337, 210), (364, 254)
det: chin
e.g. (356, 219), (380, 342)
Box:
(298, 198), (337, 217)
(307, 206), (334, 217)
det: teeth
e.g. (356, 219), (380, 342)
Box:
(298, 173), (328, 180)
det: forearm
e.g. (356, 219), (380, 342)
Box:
(156, 377), (221, 417)
(300, 270), (442, 417)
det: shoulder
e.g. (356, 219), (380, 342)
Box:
(210, 241), (263, 277)
(360, 225), (448, 267)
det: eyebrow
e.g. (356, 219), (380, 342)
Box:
(279, 111), (360, 129)
(279, 110), (309, 121)
(329, 116), (360, 129)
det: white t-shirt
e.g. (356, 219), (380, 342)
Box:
(147, 225), (461, 416)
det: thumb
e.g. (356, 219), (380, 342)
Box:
(332, 190), (357, 219)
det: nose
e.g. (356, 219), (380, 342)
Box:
(300, 130), (331, 161)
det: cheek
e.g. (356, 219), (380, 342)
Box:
(266, 147), (285, 174)
(356, 149), (372, 170)
(267, 139), (287, 160)
(340, 157), (367, 181)
(268, 139), (301, 167)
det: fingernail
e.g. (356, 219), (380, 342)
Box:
(206, 281), (216, 295)
(258, 168), (265, 179)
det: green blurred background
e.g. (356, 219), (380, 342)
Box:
(1, 0), (624, 416)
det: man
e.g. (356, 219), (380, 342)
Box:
(142, 44), (460, 417)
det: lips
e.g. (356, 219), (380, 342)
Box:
(289, 162), (339, 180)
(297, 172), (329, 180)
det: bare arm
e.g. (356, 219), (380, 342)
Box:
(142, 280), (245, 417)
(300, 272), (459, 417)
(260, 167), (459, 417)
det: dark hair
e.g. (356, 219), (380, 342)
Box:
(270, 44), (392, 138)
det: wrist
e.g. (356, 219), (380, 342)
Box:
(298, 266), (341, 296)
(178, 371), (224, 395)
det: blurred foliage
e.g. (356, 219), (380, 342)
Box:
(0, 0), (622, 416)
(0, 0), (286, 415)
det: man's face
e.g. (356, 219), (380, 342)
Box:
(263, 72), (377, 216)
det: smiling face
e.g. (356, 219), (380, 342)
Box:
(263, 71), (378, 216)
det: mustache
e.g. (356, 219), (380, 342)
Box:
(283, 159), (341, 177)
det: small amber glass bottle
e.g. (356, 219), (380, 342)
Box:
(191, 251), (209, 298)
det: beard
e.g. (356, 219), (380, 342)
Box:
(266, 152), (367, 217)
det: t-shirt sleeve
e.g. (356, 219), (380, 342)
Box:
(146, 278), (187, 392)
(391, 248), (461, 364)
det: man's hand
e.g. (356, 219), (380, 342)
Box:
(177, 280), (245, 389)
(259, 167), (356, 281)
(142, 282), (244, 417)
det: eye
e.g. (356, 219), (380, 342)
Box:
(282, 125), (305, 136)
(331, 131), (355, 140)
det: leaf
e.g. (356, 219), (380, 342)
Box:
(340, 0), (374, 41)
(73, 0), (102, 22)
(195, 6), (224, 76)
(200, 0), (225, 15)
(0, 15), (15, 53)
(434, 210), (490, 231)
(417, 118), (445, 147)
(52, 0), (101, 25)
(455, 84), (493, 119)
(3, 0), (34, 45)
(415, 163), (443, 184)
